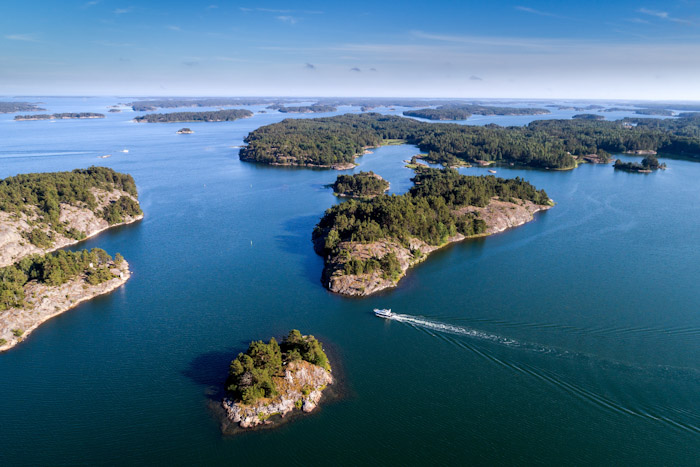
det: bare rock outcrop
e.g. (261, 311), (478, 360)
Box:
(0, 187), (143, 268)
(222, 360), (333, 429)
(320, 198), (551, 297)
(0, 260), (131, 352)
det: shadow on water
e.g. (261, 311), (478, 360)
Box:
(274, 213), (325, 288)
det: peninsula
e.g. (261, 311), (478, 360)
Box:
(14, 113), (105, 121)
(331, 171), (390, 198)
(0, 167), (143, 267)
(133, 109), (253, 123)
(0, 248), (131, 352)
(240, 113), (700, 171)
(313, 167), (553, 296)
(222, 330), (332, 430)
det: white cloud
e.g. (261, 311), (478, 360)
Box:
(4, 34), (40, 42)
(276, 16), (298, 24)
(638, 8), (692, 25)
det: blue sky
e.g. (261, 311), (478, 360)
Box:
(2, 0), (700, 98)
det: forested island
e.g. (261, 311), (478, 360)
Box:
(614, 155), (666, 172)
(240, 113), (700, 171)
(404, 104), (550, 121)
(14, 113), (105, 121)
(221, 330), (332, 430)
(313, 167), (552, 296)
(0, 248), (130, 352)
(0, 102), (45, 113)
(133, 109), (253, 123)
(268, 104), (337, 113)
(572, 113), (605, 120)
(331, 171), (390, 198)
(176, 128), (194, 134)
(0, 167), (143, 267)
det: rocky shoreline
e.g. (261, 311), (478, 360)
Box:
(221, 359), (333, 430)
(317, 198), (551, 296)
(0, 187), (143, 268)
(0, 260), (131, 352)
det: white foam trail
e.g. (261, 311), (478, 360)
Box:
(388, 313), (554, 353)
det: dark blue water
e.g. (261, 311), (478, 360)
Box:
(0, 98), (698, 465)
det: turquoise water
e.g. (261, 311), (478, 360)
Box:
(0, 98), (699, 465)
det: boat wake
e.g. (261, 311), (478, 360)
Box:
(383, 312), (700, 435)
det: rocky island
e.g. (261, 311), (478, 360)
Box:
(331, 171), (390, 198)
(313, 167), (553, 296)
(0, 167), (143, 267)
(221, 330), (332, 430)
(176, 127), (194, 134)
(14, 112), (105, 121)
(0, 249), (130, 352)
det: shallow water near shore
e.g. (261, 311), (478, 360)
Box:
(0, 98), (699, 465)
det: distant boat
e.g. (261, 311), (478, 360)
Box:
(374, 308), (393, 319)
(99, 154), (112, 159)
(488, 169), (497, 174)
(120, 149), (129, 153)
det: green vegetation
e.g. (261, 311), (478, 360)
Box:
(314, 168), (550, 277)
(572, 114), (605, 120)
(0, 338), (7, 346)
(242, 113), (700, 170)
(0, 102), (45, 113)
(12, 329), (24, 337)
(404, 104), (549, 121)
(0, 248), (120, 311)
(226, 330), (330, 404)
(614, 156), (666, 172)
(332, 171), (389, 198)
(0, 166), (141, 247)
(14, 113), (105, 121)
(133, 109), (253, 123)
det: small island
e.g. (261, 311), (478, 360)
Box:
(572, 113), (605, 120)
(176, 128), (194, 134)
(133, 109), (253, 123)
(14, 113), (105, 121)
(331, 171), (390, 198)
(614, 155), (666, 173)
(222, 330), (332, 430)
(313, 167), (553, 296)
(0, 248), (130, 352)
(0, 167), (143, 267)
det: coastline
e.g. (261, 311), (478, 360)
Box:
(0, 188), (143, 268)
(319, 199), (552, 297)
(0, 260), (131, 352)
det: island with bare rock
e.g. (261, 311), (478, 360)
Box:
(0, 167), (143, 267)
(221, 330), (333, 431)
(0, 249), (130, 352)
(176, 127), (194, 134)
(313, 167), (553, 296)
